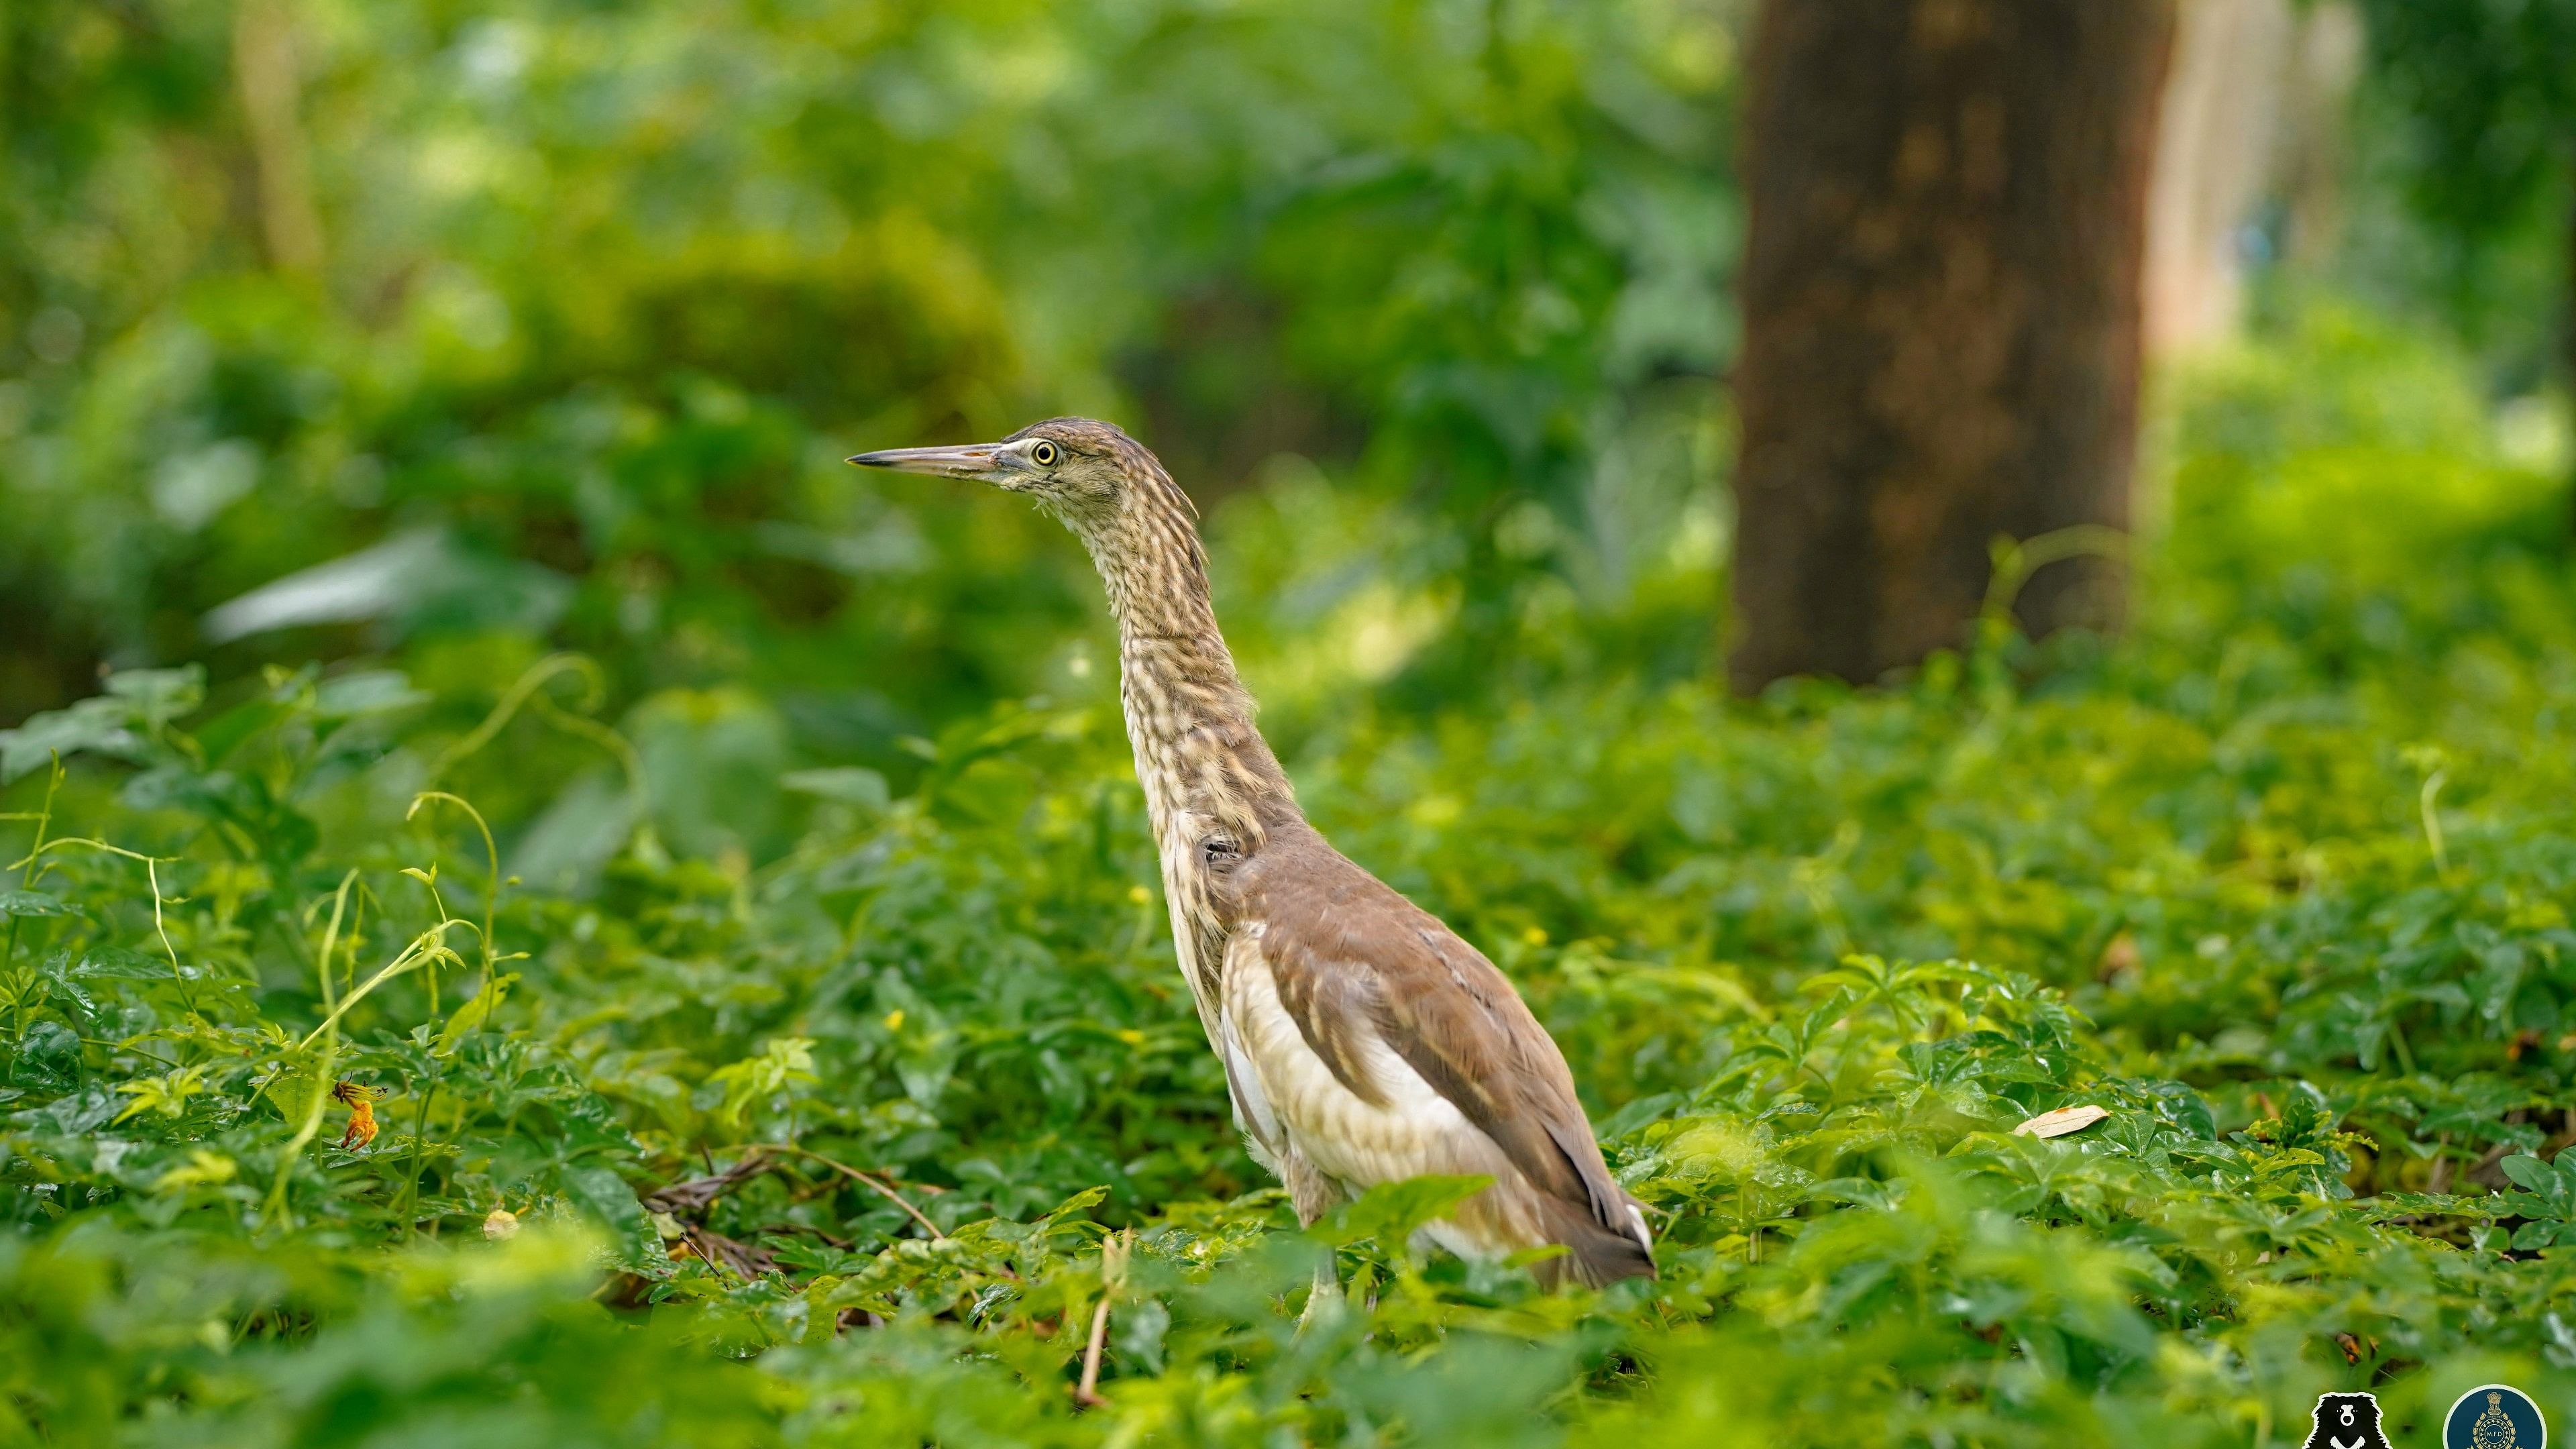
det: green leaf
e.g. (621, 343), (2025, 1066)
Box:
(262, 1057), (333, 1128)
(64, 947), (174, 981)
(1320, 1175), (1494, 1248)
(193, 698), (294, 766)
(103, 666), (204, 729)
(111, 1065), (207, 1123)
(1044, 1186), (1110, 1224)
(2499, 1154), (2553, 1194)
(561, 1164), (669, 1277)
(781, 767), (890, 810)
(313, 670), (428, 718)
(0, 891), (84, 920)
(435, 973), (519, 1055)
(0, 698), (143, 782)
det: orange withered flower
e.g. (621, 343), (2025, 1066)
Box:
(330, 1081), (378, 1150)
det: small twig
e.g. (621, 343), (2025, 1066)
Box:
(2, 756), (64, 986)
(396, 1079), (441, 1233)
(646, 1146), (778, 1214)
(267, 870), (360, 1226)
(1074, 1295), (1112, 1409)
(15, 837), (197, 1016)
(1075, 1228), (1128, 1410)
(407, 791), (504, 1041)
(776, 1146), (947, 1241)
(768, 1220), (855, 1250)
(80, 1037), (179, 1069)
(425, 653), (606, 786)
(673, 1224), (780, 1280)
(2418, 766), (2450, 875)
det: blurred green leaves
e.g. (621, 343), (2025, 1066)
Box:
(10, 307), (2576, 1438)
(1, 0), (2575, 1437)
(1, 0), (1737, 757)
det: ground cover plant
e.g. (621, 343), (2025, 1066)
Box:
(6, 311), (2576, 1446)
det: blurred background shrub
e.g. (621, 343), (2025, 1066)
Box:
(0, 0), (1735, 766)
(7, 2), (2576, 1442)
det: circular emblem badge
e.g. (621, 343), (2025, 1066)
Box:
(2445, 1385), (2547, 1449)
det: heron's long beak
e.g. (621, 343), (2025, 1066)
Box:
(845, 443), (1010, 482)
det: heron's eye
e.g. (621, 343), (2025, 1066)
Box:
(1030, 439), (1059, 467)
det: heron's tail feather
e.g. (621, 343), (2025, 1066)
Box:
(1532, 1190), (1656, 1287)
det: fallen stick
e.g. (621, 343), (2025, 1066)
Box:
(778, 1145), (948, 1242)
(1074, 1229), (1129, 1409)
(1074, 1295), (1112, 1408)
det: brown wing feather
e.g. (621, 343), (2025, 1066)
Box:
(1250, 849), (1652, 1283)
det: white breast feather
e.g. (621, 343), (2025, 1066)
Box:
(1218, 1007), (1283, 1169)
(1222, 934), (1523, 1259)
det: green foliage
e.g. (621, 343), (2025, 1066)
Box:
(2498, 1149), (2576, 1250)
(0, 0), (1733, 739)
(2335, 0), (2576, 388)
(3, 311), (2576, 1443)
(2351, 0), (2576, 295)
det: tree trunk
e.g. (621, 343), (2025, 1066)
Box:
(233, 0), (325, 276)
(1729, 0), (2176, 693)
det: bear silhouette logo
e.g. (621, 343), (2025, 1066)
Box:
(2305, 1392), (2393, 1449)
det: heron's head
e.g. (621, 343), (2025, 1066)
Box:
(847, 417), (1192, 535)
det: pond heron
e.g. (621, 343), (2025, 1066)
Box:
(852, 419), (1654, 1295)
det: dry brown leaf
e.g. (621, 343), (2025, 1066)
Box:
(2012, 1104), (2108, 1138)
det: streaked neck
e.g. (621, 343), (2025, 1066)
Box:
(1080, 500), (1297, 850)
(1074, 491), (1299, 1023)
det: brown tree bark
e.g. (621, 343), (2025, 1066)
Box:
(1729, 0), (2176, 692)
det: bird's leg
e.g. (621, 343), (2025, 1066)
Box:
(1298, 1254), (1344, 1332)
(1283, 1149), (1345, 1332)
